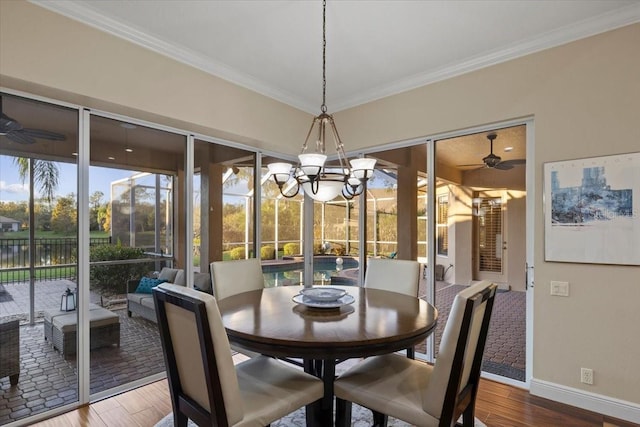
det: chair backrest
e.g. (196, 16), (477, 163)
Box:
(363, 258), (420, 297)
(209, 258), (265, 300)
(153, 283), (244, 426)
(422, 280), (497, 424)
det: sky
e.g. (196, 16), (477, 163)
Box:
(0, 155), (137, 203)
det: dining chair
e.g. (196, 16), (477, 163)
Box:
(210, 258), (265, 301)
(153, 283), (324, 427)
(364, 258), (421, 358)
(364, 258), (421, 297)
(334, 280), (497, 427)
(209, 259), (265, 358)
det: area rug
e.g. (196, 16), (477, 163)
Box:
(155, 405), (487, 426)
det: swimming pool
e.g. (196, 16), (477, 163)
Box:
(262, 256), (359, 287)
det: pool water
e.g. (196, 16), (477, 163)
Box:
(262, 257), (358, 287)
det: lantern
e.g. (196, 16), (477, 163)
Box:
(60, 288), (76, 312)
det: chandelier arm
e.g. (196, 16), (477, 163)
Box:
(310, 176), (320, 194)
(342, 187), (354, 200)
(300, 116), (318, 154)
(329, 118), (351, 173)
(279, 180), (300, 199)
(317, 116), (325, 154)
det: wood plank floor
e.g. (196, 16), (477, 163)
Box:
(30, 377), (637, 427)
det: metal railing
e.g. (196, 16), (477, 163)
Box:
(0, 237), (112, 284)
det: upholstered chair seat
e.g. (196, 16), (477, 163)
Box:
(153, 283), (324, 427)
(334, 280), (497, 427)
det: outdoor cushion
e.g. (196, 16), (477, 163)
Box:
(51, 307), (119, 332)
(140, 296), (155, 309)
(126, 293), (149, 305)
(173, 270), (186, 286)
(158, 267), (181, 283)
(193, 272), (211, 292)
(135, 277), (167, 294)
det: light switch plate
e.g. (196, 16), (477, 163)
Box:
(550, 281), (569, 296)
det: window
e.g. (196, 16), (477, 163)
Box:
(436, 194), (449, 256)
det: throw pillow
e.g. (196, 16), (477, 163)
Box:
(193, 273), (211, 292)
(173, 270), (186, 286)
(158, 267), (180, 283)
(135, 277), (167, 294)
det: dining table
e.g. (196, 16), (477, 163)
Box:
(217, 285), (438, 426)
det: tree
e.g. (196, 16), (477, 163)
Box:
(98, 203), (111, 233)
(51, 194), (77, 234)
(15, 158), (59, 204)
(89, 191), (104, 231)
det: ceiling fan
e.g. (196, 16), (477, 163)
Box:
(458, 132), (525, 170)
(0, 96), (66, 144)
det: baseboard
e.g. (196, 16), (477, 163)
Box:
(530, 378), (640, 424)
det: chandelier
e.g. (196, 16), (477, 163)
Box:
(268, 0), (376, 202)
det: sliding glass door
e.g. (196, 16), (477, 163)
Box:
(0, 93), (80, 424)
(88, 114), (187, 396)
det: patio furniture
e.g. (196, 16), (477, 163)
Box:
(152, 283), (324, 427)
(127, 267), (211, 323)
(0, 319), (20, 385)
(44, 304), (120, 357)
(334, 281), (497, 427)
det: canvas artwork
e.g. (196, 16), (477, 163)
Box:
(544, 152), (639, 265)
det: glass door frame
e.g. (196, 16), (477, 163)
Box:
(427, 117), (534, 388)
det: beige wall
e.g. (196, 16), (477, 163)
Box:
(2, 0), (639, 412)
(335, 24), (640, 405)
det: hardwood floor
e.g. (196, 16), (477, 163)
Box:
(30, 377), (637, 427)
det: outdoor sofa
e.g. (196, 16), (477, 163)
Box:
(127, 267), (212, 323)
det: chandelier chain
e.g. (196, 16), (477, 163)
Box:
(321, 0), (327, 113)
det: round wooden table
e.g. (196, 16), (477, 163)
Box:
(218, 285), (438, 426)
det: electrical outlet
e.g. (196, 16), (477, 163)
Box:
(581, 368), (593, 385)
(550, 281), (569, 296)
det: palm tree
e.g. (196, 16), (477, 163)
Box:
(14, 157), (59, 203)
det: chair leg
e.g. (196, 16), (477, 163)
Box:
(371, 409), (388, 427)
(335, 398), (352, 427)
(306, 399), (323, 427)
(406, 346), (415, 359)
(174, 411), (188, 427)
(458, 403), (475, 427)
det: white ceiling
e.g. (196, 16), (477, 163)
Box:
(30, 0), (640, 113)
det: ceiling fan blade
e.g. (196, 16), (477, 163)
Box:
(495, 158), (526, 170)
(0, 112), (24, 134)
(6, 131), (36, 144)
(495, 162), (514, 170)
(500, 158), (526, 166)
(22, 128), (66, 141)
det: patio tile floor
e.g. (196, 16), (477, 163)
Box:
(0, 308), (164, 425)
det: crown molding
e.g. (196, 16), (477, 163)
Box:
(30, 1), (640, 114)
(29, 0), (317, 113)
